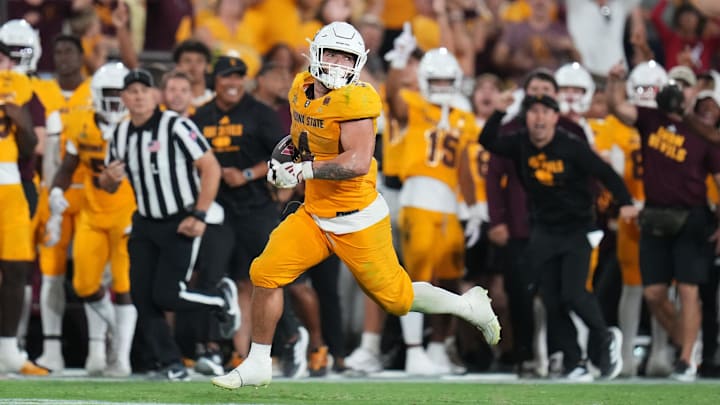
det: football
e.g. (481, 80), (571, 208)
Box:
(271, 134), (299, 164)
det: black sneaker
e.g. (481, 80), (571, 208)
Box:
(195, 349), (224, 376)
(599, 327), (623, 380)
(162, 363), (190, 381)
(280, 326), (308, 378)
(670, 360), (697, 382)
(216, 277), (240, 340)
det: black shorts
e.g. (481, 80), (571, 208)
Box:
(639, 207), (713, 286)
(199, 205), (279, 280)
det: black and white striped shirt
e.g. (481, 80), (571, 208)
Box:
(106, 108), (210, 219)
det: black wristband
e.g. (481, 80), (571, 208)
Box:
(190, 209), (207, 223)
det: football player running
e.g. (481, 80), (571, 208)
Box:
(211, 21), (500, 390)
(387, 41), (483, 375)
(47, 62), (137, 377)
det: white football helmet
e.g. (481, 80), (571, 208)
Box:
(308, 22), (368, 90)
(626, 60), (668, 108)
(555, 62), (595, 114)
(417, 47), (462, 106)
(0, 19), (42, 74)
(91, 62), (129, 124)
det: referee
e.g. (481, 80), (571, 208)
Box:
(99, 69), (240, 380)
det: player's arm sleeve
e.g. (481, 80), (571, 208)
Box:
(173, 117), (211, 161)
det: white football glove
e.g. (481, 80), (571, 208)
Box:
(464, 204), (488, 248)
(45, 214), (63, 247)
(384, 22), (416, 69)
(49, 187), (69, 216)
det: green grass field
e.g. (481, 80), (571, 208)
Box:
(1, 380), (719, 404)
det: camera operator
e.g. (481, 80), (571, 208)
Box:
(607, 61), (720, 381)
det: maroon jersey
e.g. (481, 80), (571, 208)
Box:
(636, 107), (720, 207)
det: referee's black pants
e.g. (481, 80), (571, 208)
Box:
(129, 213), (226, 368)
(528, 227), (610, 371)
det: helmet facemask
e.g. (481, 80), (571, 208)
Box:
(307, 22), (368, 90)
(98, 88), (127, 125)
(417, 48), (462, 107)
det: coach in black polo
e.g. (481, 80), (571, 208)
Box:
(99, 68), (240, 380)
(190, 56), (290, 372)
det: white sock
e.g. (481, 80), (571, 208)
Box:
(41, 275), (66, 338)
(16, 286), (33, 348)
(409, 282), (466, 315)
(113, 304), (137, 366)
(400, 312), (424, 346)
(246, 342), (272, 364)
(84, 303), (108, 359)
(618, 285), (642, 366)
(360, 332), (381, 355)
(88, 292), (117, 336)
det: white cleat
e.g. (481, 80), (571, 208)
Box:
(405, 347), (442, 376)
(212, 360), (272, 390)
(345, 346), (383, 374)
(35, 352), (65, 373)
(85, 354), (107, 377)
(103, 361), (131, 378)
(462, 287), (501, 345)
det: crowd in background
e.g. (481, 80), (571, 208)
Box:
(1, 0), (720, 382)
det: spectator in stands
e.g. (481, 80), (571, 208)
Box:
(161, 69), (194, 117)
(492, 0), (581, 84)
(173, 40), (213, 107)
(651, 0), (720, 72)
(565, 0), (646, 79)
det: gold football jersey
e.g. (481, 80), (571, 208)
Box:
(288, 72), (382, 218)
(590, 115), (645, 202)
(398, 89), (478, 190)
(32, 77), (93, 185)
(0, 71), (33, 175)
(64, 109), (135, 215)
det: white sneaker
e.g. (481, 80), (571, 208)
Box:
(280, 326), (308, 378)
(103, 361), (131, 378)
(195, 351), (225, 376)
(405, 347), (442, 376)
(345, 346), (382, 374)
(35, 352), (65, 373)
(600, 327), (623, 380)
(212, 359), (272, 389)
(565, 364), (594, 382)
(426, 344), (452, 374)
(85, 354), (106, 376)
(670, 360), (697, 382)
(461, 287), (501, 345)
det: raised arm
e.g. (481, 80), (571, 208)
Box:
(606, 62), (638, 127)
